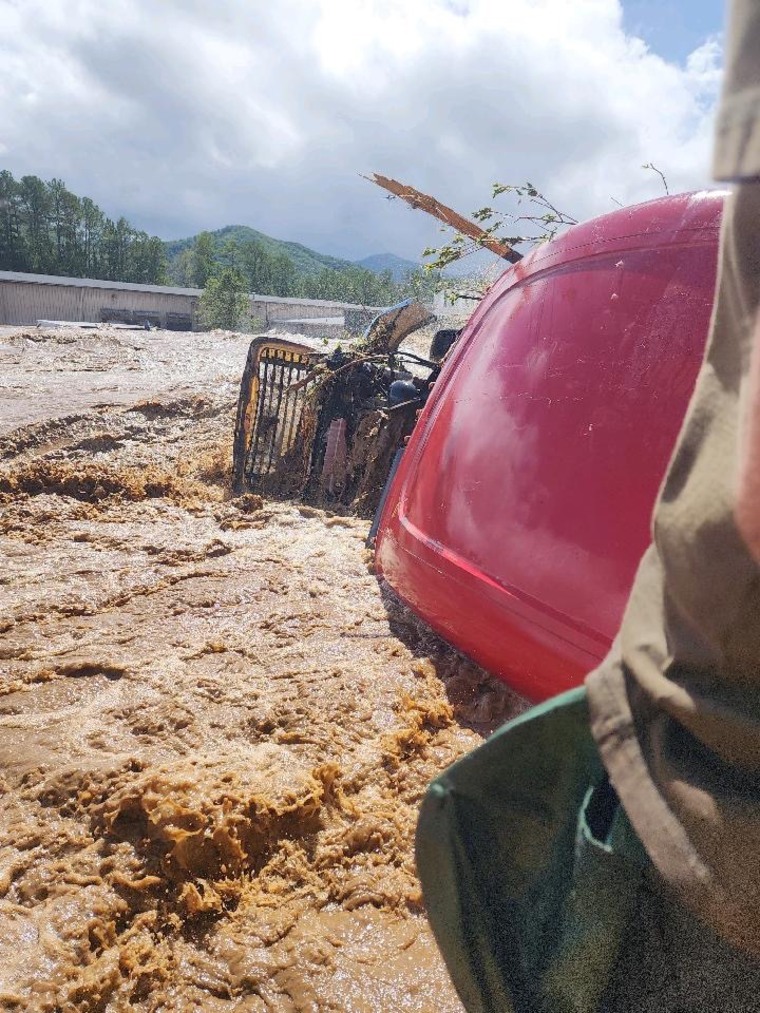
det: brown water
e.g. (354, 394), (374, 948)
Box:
(0, 326), (523, 1011)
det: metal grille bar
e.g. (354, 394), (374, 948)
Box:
(234, 339), (319, 492)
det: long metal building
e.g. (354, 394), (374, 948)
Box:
(0, 271), (199, 329)
(0, 271), (382, 333)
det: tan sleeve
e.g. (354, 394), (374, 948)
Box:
(713, 0), (760, 181)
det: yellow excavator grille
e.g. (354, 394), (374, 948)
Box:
(232, 337), (320, 493)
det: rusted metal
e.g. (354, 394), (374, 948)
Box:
(321, 417), (348, 495)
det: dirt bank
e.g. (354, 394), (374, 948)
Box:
(0, 326), (523, 1011)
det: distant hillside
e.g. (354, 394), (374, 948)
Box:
(164, 227), (419, 280)
(163, 224), (440, 306)
(164, 225), (354, 277)
(355, 252), (419, 281)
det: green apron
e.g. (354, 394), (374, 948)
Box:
(415, 688), (647, 1013)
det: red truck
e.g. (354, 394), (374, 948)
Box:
(374, 190), (723, 701)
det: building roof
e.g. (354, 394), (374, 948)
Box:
(0, 270), (203, 297)
(0, 270), (382, 310)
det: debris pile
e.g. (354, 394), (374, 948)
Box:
(232, 301), (438, 516)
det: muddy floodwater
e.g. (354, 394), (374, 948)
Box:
(0, 326), (522, 1011)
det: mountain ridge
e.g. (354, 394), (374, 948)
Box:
(164, 225), (419, 278)
(355, 252), (419, 280)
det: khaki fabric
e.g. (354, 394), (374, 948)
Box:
(587, 0), (760, 958)
(714, 0), (760, 181)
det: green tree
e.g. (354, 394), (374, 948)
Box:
(400, 267), (442, 301)
(422, 181), (578, 270)
(191, 231), (216, 287)
(18, 174), (53, 272)
(220, 238), (240, 271)
(198, 267), (250, 329)
(0, 169), (167, 283)
(240, 238), (271, 293)
(127, 232), (168, 284)
(295, 264), (402, 305)
(101, 216), (131, 280)
(168, 247), (194, 286)
(48, 178), (82, 274)
(269, 251), (296, 297)
(238, 240), (297, 297)
(80, 197), (103, 276)
(0, 170), (26, 270)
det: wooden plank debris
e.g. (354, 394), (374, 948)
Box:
(364, 173), (523, 263)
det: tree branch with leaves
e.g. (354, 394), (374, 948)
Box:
(422, 182), (578, 271)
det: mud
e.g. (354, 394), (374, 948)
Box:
(0, 326), (523, 1011)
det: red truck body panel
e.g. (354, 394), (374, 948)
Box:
(375, 191), (723, 701)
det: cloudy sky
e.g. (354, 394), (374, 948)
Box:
(1, 0), (725, 263)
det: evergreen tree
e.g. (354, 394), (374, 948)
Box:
(127, 232), (168, 284)
(198, 268), (250, 329)
(19, 174), (53, 273)
(240, 239), (274, 294)
(269, 252), (296, 297)
(80, 197), (105, 277)
(191, 231), (216, 287)
(102, 216), (131, 280)
(0, 169), (167, 284)
(0, 171), (25, 270)
(219, 238), (239, 272)
(48, 178), (81, 273)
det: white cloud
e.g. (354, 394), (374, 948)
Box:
(0, 0), (722, 260)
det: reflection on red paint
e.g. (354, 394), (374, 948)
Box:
(376, 191), (724, 701)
